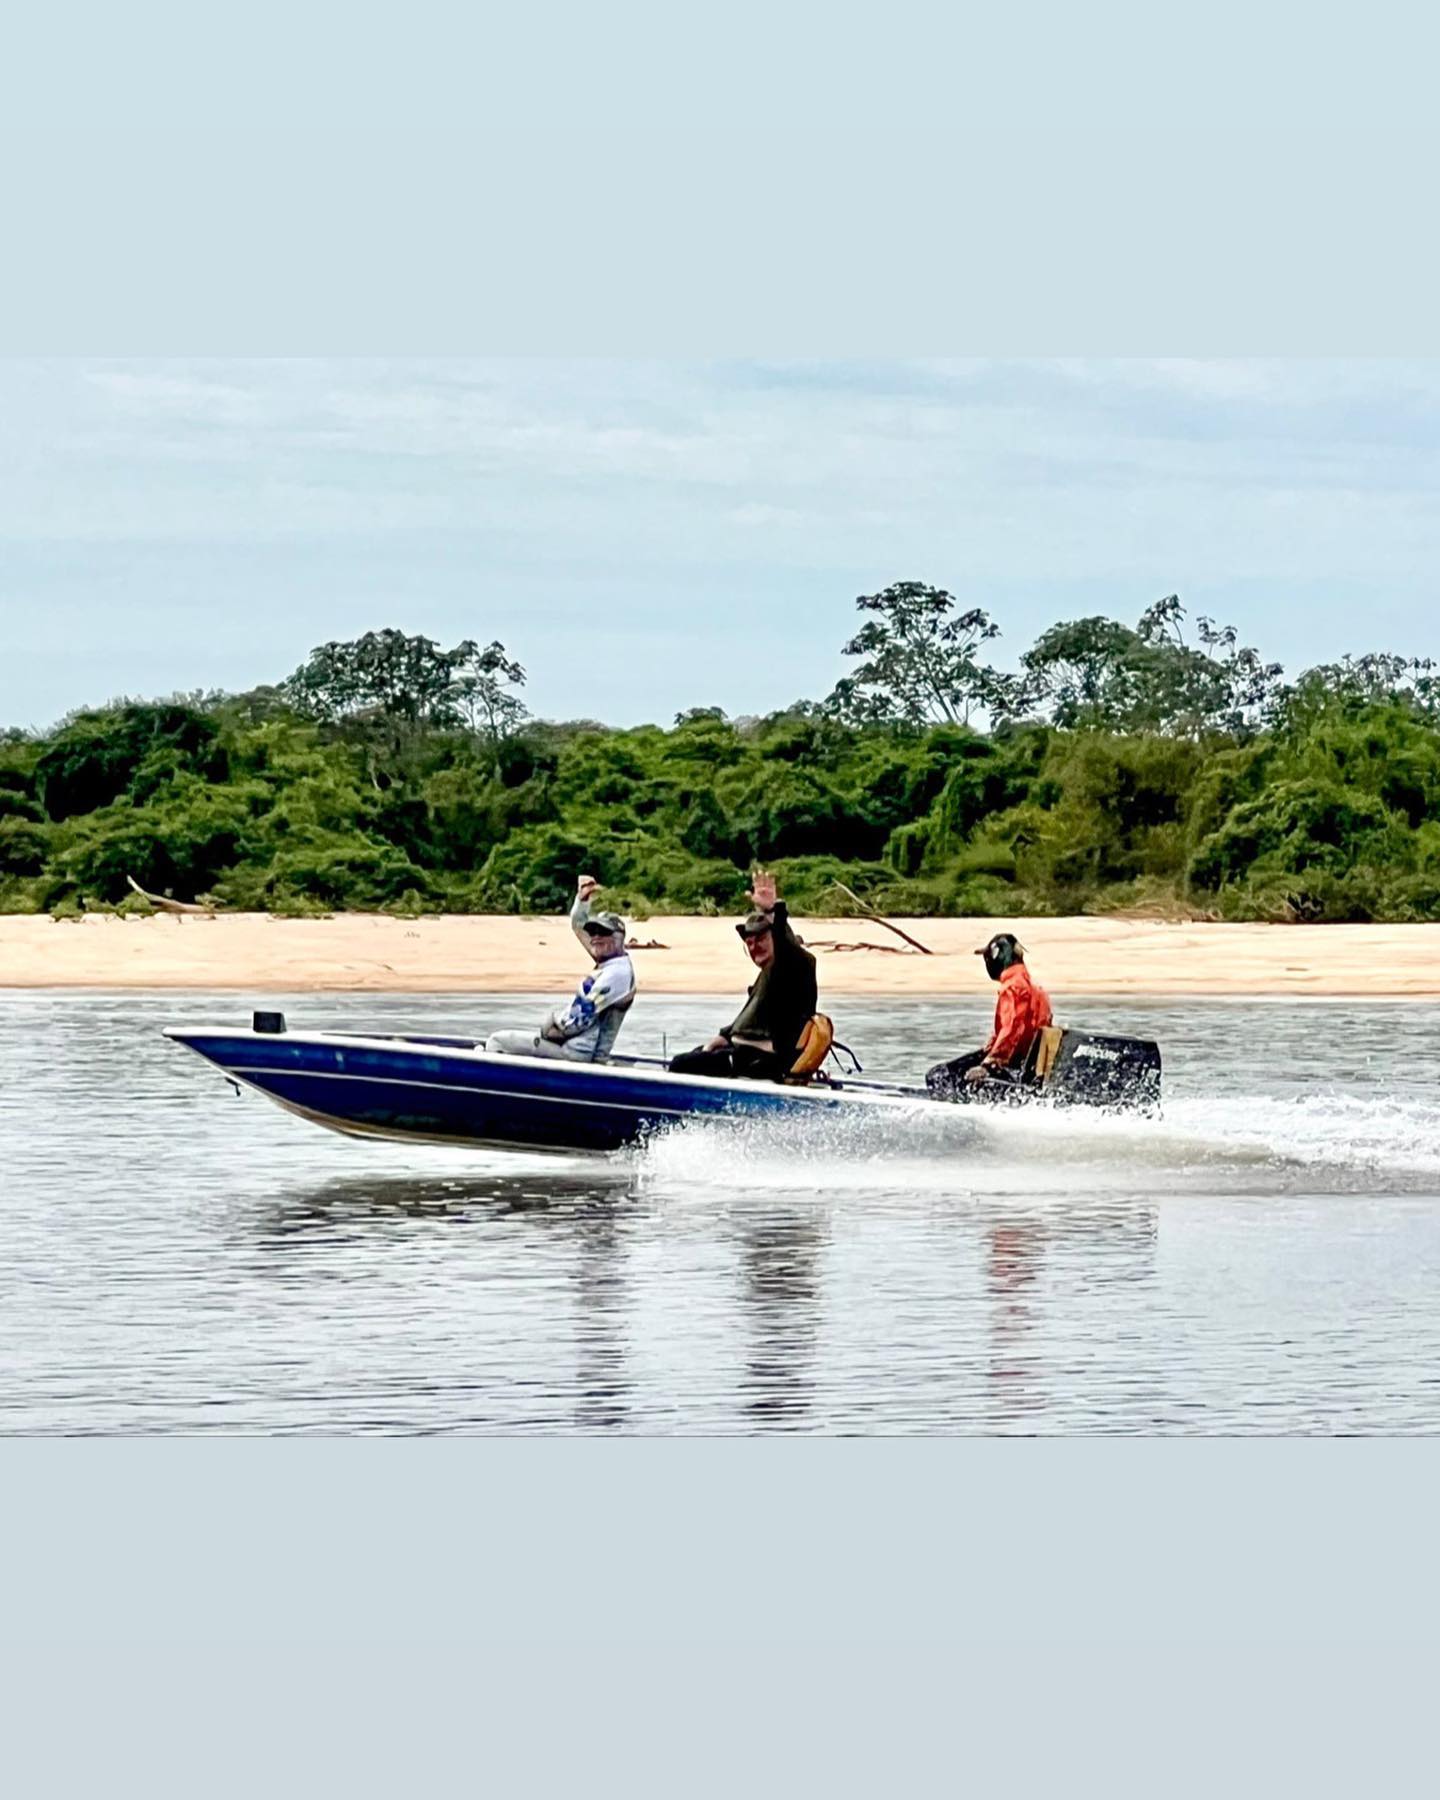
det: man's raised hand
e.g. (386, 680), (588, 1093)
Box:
(749, 868), (778, 913)
(576, 873), (599, 902)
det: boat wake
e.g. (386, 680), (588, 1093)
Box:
(630, 1087), (1440, 1200)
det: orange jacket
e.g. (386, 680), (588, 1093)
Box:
(985, 962), (1053, 1067)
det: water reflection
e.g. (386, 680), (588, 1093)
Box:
(570, 1208), (631, 1431)
(984, 1218), (1046, 1425)
(10, 991), (1440, 1433)
(735, 1211), (827, 1428)
(976, 1200), (1159, 1430)
(233, 1169), (639, 1430)
(250, 1168), (636, 1240)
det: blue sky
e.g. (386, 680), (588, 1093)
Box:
(3, 358), (1438, 732)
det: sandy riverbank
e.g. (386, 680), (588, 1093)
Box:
(1, 911), (1438, 996)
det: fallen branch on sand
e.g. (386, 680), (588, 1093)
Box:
(829, 881), (934, 954)
(125, 875), (219, 919)
(808, 940), (910, 954)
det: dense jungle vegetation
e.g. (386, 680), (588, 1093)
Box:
(4, 584), (1439, 922)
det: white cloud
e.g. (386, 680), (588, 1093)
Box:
(5, 358), (1440, 726)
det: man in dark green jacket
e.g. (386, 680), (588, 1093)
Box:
(670, 870), (819, 1081)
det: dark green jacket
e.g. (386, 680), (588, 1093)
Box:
(724, 902), (819, 1069)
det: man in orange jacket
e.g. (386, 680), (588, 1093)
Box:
(926, 932), (1053, 1099)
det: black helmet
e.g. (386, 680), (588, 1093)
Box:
(975, 932), (1024, 982)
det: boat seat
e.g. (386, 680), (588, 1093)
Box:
(1029, 1024), (1066, 1083)
(787, 1014), (835, 1081)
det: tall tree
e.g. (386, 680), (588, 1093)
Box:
(1017, 616), (1149, 731)
(1277, 651), (1440, 734)
(450, 640), (529, 751)
(283, 629), (526, 772)
(1134, 595), (1283, 737)
(1019, 596), (1281, 737)
(824, 581), (1011, 727)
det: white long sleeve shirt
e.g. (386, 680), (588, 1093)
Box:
(543, 897), (636, 1060)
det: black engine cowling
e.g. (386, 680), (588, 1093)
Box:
(1044, 1029), (1161, 1108)
(925, 1027), (1161, 1109)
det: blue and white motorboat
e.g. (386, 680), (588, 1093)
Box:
(164, 1011), (1161, 1155)
(163, 1012), (920, 1154)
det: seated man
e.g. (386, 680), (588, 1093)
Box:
(486, 874), (635, 1063)
(670, 870), (818, 1082)
(926, 932), (1053, 1099)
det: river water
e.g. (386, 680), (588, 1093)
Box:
(3, 990), (1440, 1433)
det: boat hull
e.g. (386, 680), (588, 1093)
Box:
(164, 1026), (856, 1153)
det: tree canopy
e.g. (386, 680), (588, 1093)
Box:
(284, 630), (526, 776)
(4, 601), (1438, 924)
(1018, 595), (1282, 736)
(824, 582), (1011, 727)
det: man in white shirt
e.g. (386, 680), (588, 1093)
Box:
(485, 874), (636, 1062)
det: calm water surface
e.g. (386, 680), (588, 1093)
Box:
(4, 989), (1440, 1433)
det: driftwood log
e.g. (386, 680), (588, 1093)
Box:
(126, 875), (219, 919)
(829, 882), (933, 954)
(808, 940), (910, 954)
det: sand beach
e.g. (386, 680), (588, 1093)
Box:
(1, 910), (1437, 996)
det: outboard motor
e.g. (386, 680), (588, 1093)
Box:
(1044, 1029), (1161, 1109)
(925, 1026), (1161, 1110)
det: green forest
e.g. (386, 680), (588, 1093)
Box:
(4, 583), (1439, 923)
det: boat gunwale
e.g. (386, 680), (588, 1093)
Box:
(161, 1025), (933, 1110)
